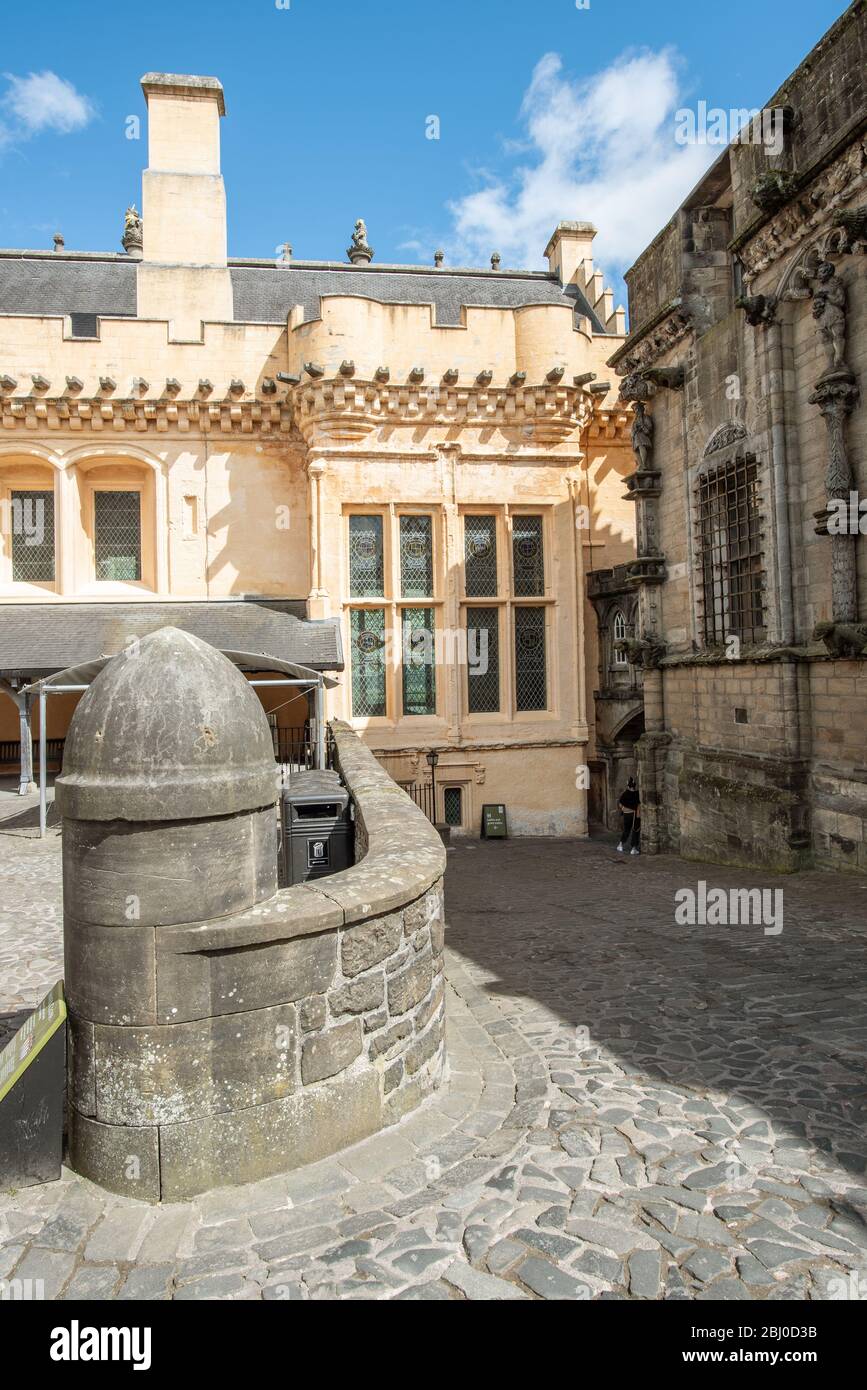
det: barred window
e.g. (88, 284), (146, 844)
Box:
(402, 606), (436, 716)
(349, 515), (384, 597)
(94, 490), (141, 581)
(444, 787), (463, 827)
(464, 515), (498, 596)
(350, 608), (387, 717)
(11, 489), (55, 582)
(514, 607), (547, 711)
(466, 606), (500, 713)
(399, 515), (433, 598)
(512, 515), (544, 596)
(612, 610), (628, 666)
(696, 456), (765, 646)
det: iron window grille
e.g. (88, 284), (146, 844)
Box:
(464, 515), (498, 596)
(94, 490), (141, 581)
(466, 606), (500, 713)
(512, 515), (544, 597)
(350, 607), (387, 717)
(514, 607), (547, 711)
(399, 514), (434, 598)
(349, 514), (384, 597)
(696, 455), (765, 646)
(10, 489), (55, 582)
(401, 607), (436, 716)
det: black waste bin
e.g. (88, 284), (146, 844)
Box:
(279, 771), (354, 886)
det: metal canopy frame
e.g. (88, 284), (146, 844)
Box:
(19, 647), (338, 838)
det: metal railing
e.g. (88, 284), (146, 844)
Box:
(272, 725), (335, 773)
(0, 738), (66, 770)
(402, 780), (436, 824)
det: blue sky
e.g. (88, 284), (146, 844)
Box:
(0, 0), (850, 304)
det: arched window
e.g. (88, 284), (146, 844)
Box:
(612, 610), (627, 666)
(0, 457), (58, 592)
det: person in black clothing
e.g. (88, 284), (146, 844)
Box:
(617, 777), (641, 855)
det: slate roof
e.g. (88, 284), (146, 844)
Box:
(0, 253), (609, 333)
(0, 601), (344, 677)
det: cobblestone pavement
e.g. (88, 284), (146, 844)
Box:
(1, 829), (866, 1301)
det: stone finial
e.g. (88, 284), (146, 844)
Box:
(229, 378), (245, 395)
(434, 249), (445, 268)
(198, 379), (213, 396)
(261, 377), (277, 395)
(339, 360), (356, 377)
(53, 232), (64, 252)
(442, 368), (459, 385)
(165, 378), (181, 396)
(132, 377), (149, 394)
(278, 242), (293, 263)
(99, 376), (116, 393)
(31, 374), (50, 392)
(122, 204), (143, 255)
(409, 366), (425, 384)
(476, 370), (493, 386)
(491, 251), (501, 270)
(56, 628), (277, 822)
(65, 376), (84, 393)
(374, 366), (390, 383)
(510, 371), (526, 387)
(347, 218), (374, 265)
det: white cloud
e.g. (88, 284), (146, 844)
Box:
(438, 48), (715, 291)
(0, 71), (95, 147)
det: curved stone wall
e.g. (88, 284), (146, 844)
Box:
(62, 642), (447, 1202)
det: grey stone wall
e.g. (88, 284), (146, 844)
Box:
(63, 665), (446, 1201)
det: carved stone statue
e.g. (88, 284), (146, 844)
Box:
(811, 261), (847, 371)
(813, 620), (867, 658)
(122, 204), (143, 254)
(347, 219), (374, 265)
(631, 400), (654, 471)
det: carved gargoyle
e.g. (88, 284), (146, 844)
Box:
(813, 620), (867, 658)
(737, 293), (777, 328)
(615, 636), (667, 670)
(833, 206), (867, 255)
(749, 171), (798, 214)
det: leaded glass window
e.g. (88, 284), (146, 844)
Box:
(696, 456), (765, 646)
(464, 515), (498, 596)
(94, 490), (141, 581)
(444, 787), (463, 827)
(11, 489), (55, 582)
(350, 608), (387, 717)
(514, 607), (547, 711)
(466, 606), (500, 713)
(349, 515), (384, 597)
(612, 610), (628, 666)
(512, 515), (544, 596)
(400, 515), (433, 597)
(402, 606), (436, 716)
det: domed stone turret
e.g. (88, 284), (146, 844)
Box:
(56, 627), (276, 823)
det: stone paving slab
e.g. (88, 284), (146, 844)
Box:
(1, 832), (866, 1299)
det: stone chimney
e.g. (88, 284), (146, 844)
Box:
(137, 73), (232, 339)
(544, 221), (597, 286)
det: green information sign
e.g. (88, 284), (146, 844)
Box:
(481, 803), (507, 839)
(0, 979), (66, 1105)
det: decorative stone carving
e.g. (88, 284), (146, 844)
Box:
(615, 635), (666, 670)
(833, 205), (867, 255)
(809, 353), (860, 623)
(749, 171), (798, 214)
(739, 135), (867, 281)
(619, 371), (657, 404)
(811, 262), (848, 371)
(630, 400), (654, 470)
(813, 620), (867, 658)
(347, 218), (374, 265)
(612, 304), (692, 378)
(122, 204), (143, 255)
(737, 292), (777, 327)
(643, 365), (685, 391)
(704, 421), (749, 456)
